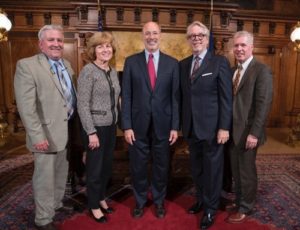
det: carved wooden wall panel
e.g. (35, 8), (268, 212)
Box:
(0, 0), (299, 130)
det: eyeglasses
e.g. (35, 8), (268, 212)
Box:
(187, 33), (207, 40)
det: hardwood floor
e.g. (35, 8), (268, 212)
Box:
(259, 128), (300, 154)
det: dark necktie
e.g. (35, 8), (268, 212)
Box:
(191, 56), (201, 80)
(148, 53), (156, 90)
(54, 61), (75, 119)
(233, 64), (243, 95)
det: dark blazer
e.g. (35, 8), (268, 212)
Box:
(121, 50), (180, 139)
(180, 51), (232, 141)
(232, 58), (273, 145)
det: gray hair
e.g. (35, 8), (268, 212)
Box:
(38, 24), (64, 41)
(186, 21), (210, 39)
(233, 31), (254, 45)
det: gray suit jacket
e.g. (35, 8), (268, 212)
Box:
(14, 53), (76, 152)
(233, 57), (273, 146)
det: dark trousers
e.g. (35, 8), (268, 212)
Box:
(85, 125), (116, 209)
(223, 142), (232, 192)
(67, 112), (85, 192)
(229, 141), (257, 214)
(187, 137), (224, 215)
(128, 126), (170, 207)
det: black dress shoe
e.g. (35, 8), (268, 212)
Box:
(89, 210), (107, 223)
(132, 206), (144, 218)
(100, 206), (114, 214)
(187, 202), (203, 214)
(34, 222), (57, 230)
(200, 213), (215, 229)
(155, 204), (166, 219)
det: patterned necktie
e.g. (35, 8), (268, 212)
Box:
(148, 53), (156, 90)
(191, 56), (201, 80)
(54, 61), (75, 119)
(233, 64), (243, 95)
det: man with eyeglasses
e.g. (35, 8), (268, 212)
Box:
(122, 21), (179, 219)
(179, 21), (232, 229)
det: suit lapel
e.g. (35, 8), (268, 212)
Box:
(137, 51), (153, 92)
(185, 55), (193, 88)
(155, 51), (166, 91)
(191, 51), (212, 83)
(236, 58), (256, 94)
(38, 53), (65, 97)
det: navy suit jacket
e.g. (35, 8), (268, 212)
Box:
(121, 50), (180, 140)
(179, 52), (232, 141)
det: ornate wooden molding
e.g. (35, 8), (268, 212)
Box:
(44, 12), (51, 25)
(25, 12), (33, 26)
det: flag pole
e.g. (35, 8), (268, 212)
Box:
(97, 0), (100, 12)
(208, 0), (214, 53)
(97, 0), (103, 31)
(210, 0), (213, 31)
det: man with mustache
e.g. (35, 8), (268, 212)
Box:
(14, 24), (77, 230)
(179, 21), (232, 229)
(122, 21), (180, 219)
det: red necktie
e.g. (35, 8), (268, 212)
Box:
(148, 53), (156, 90)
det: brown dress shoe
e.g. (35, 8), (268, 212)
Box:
(225, 203), (238, 213)
(227, 212), (247, 223)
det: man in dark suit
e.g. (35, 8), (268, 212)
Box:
(179, 21), (232, 229)
(226, 31), (273, 223)
(121, 21), (180, 219)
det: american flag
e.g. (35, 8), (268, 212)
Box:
(97, 0), (103, 31)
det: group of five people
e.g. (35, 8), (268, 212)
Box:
(14, 20), (273, 230)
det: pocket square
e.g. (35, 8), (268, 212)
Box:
(202, 72), (213, 77)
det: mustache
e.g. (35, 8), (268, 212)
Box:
(49, 45), (63, 50)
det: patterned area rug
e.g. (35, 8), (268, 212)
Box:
(254, 154), (300, 228)
(0, 149), (299, 229)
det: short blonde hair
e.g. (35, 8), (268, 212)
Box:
(186, 21), (210, 40)
(86, 32), (116, 61)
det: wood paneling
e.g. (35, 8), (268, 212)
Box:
(0, 0), (299, 130)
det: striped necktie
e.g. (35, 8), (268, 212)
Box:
(233, 64), (243, 95)
(191, 56), (201, 80)
(54, 61), (75, 119)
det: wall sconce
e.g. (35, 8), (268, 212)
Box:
(0, 8), (12, 42)
(290, 21), (300, 52)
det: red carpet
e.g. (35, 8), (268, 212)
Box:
(59, 194), (277, 230)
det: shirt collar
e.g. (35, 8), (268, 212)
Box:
(194, 49), (207, 61)
(145, 49), (160, 60)
(239, 55), (253, 70)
